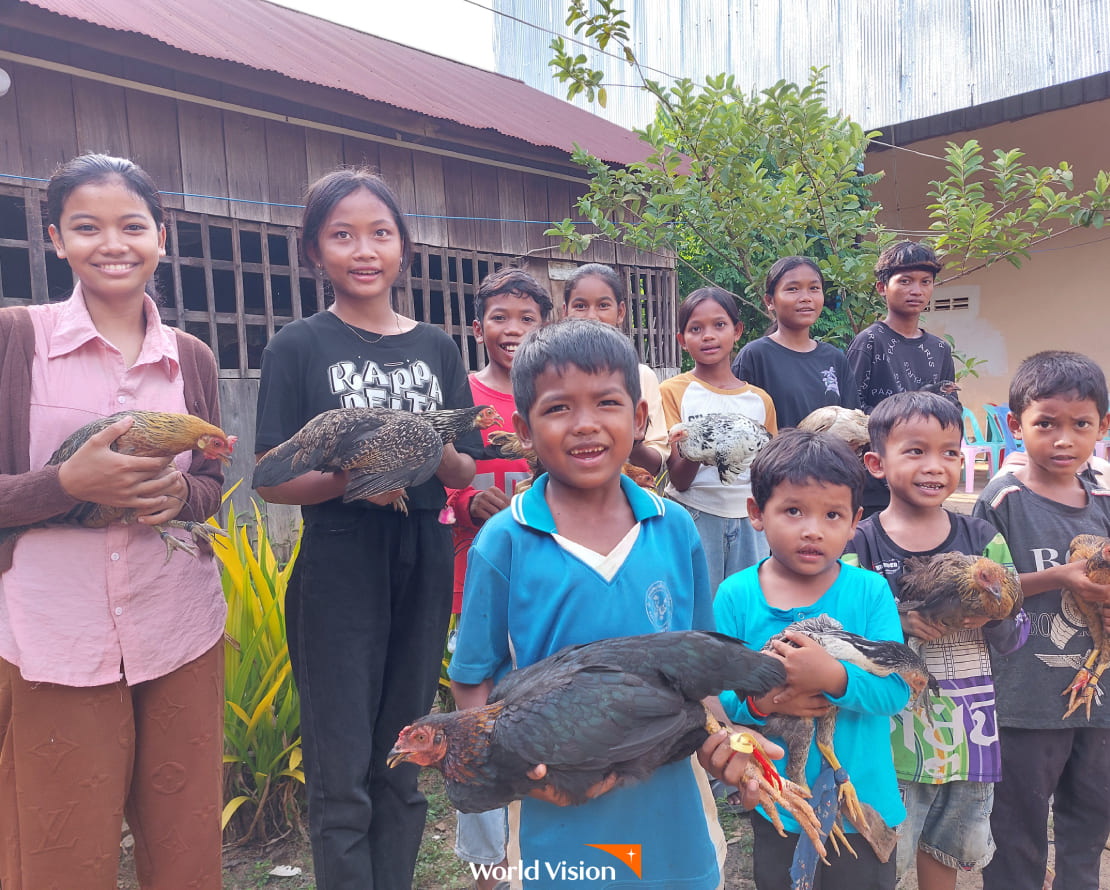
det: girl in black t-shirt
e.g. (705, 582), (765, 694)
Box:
(254, 169), (478, 890)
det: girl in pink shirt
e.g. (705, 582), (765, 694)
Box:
(0, 155), (226, 890)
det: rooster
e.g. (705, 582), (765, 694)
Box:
(388, 631), (791, 812)
(761, 615), (935, 861)
(0, 410), (236, 562)
(1060, 534), (1110, 719)
(796, 407), (870, 459)
(252, 405), (500, 508)
(668, 413), (771, 485)
(897, 553), (1024, 659)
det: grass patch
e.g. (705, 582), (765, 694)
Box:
(414, 771), (472, 889)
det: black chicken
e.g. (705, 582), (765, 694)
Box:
(898, 553), (1023, 658)
(252, 405), (500, 504)
(387, 630), (786, 814)
(762, 615), (935, 860)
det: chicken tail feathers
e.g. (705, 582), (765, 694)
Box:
(251, 438), (309, 489)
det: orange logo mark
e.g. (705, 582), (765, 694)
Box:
(585, 844), (642, 878)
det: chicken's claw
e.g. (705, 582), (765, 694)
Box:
(156, 520), (226, 562)
(390, 491), (411, 516)
(816, 741), (866, 828)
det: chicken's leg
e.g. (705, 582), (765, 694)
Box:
(156, 520), (227, 562)
(815, 710), (865, 828)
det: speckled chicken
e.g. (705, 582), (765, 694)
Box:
(761, 615), (935, 857)
(387, 631), (787, 814)
(897, 553), (1023, 658)
(252, 405), (500, 503)
(668, 413), (771, 485)
(1061, 534), (1110, 719)
(0, 410), (236, 563)
(796, 407), (870, 459)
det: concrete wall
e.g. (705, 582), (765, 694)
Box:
(865, 97), (1110, 424)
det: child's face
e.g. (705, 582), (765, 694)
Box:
(748, 479), (860, 578)
(677, 300), (742, 367)
(877, 269), (934, 319)
(768, 266), (824, 332)
(565, 275), (626, 327)
(513, 365), (647, 492)
(1010, 395), (1109, 481)
(308, 188), (404, 306)
(475, 292), (545, 372)
(864, 415), (962, 509)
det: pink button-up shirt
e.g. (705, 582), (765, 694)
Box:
(0, 287), (226, 686)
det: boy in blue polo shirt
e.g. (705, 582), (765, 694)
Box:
(449, 319), (767, 889)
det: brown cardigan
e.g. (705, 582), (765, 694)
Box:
(0, 306), (225, 571)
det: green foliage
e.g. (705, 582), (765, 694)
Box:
(928, 140), (1110, 281)
(212, 494), (305, 844)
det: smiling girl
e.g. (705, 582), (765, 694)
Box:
(732, 257), (859, 428)
(660, 287), (777, 592)
(0, 154), (226, 889)
(253, 169), (480, 889)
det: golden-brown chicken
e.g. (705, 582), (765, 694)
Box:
(1061, 534), (1110, 719)
(0, 410), (236, 563)
(253, 405), (500, 505)
(898, 553), (1024, 657)
(796, 407), (870, 459)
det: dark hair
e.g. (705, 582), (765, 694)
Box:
(765, 256), (823, 299)
(475, 268), (553, 324)
(300, 168), (412, 270)
(563, 263), (626, 306)
(874, 240), (942, 284)
(751, 429), (865, 513)
(1009, 350), (1109, 420)
(511, 318), (641, 420)
(678, 286), (740, 333)
(47, 153), (164, 229)
(867, 391), (964, 455)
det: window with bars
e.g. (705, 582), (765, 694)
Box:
(0, 183), (677, 372)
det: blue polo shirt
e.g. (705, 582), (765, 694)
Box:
(450, 474), (718, 889)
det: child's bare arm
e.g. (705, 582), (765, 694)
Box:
(1019, 559), (1110, 603)
(450, 678), (494, 711)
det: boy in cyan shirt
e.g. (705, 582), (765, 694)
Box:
(449, 319), (767, 890)
(842, 391), (1028, 890)
(715, 429), (911, 890)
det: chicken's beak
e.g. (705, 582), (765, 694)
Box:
(386, 747), (410, 769)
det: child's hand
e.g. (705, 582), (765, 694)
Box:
(768, 631), (847, 697)
(767, 689), (832, 717)
(525, 764), (617, 806)
(58, 416), (174, 509)
(697, 727), (784, 806)
(900, 610), (948, 642)
(135, 465), (188, 525)
(1062, 558), (1110, 605)
(469, 485), (510, 522)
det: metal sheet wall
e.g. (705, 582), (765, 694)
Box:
(494, 0), (1110, 131)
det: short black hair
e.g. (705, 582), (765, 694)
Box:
(750, 429), (865, 513)
(868, 391), (964, 455)
(874, 240), (942, 284)
(564, 263), (626, 306)
(1010, 350), (1109, 420)
(475, 268), (553, 324)
(511, 318), (641, 420)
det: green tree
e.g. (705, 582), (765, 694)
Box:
(548, 2), (1110, 348)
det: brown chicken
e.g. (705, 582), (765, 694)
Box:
(1061, 534), (1110, 719)
(253, 405), (501, 506)
(0, 410), (236, 563)
(796, 407), (870, 459)
(897, 553), (1024, 658)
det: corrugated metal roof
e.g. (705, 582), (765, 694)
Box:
(15, 0), (651, 165)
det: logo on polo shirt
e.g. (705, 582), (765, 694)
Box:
(645, 581), (673, 631)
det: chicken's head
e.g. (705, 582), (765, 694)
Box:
(197, 433), (237, 465)
(667, 423), (689, 447)
(474, 406), (504, 431)
(388, 720), (448, 769)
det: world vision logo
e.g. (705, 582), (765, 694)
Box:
(585, 844), (642, 878)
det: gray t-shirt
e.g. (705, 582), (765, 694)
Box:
(973, 472), (1110, 728)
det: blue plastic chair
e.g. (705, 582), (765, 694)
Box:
(984, 403), (1023, 457)
(962, 408), (1003, 492)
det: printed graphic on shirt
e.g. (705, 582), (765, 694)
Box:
(328, 358), (444, 410)
(820, 366), (841, 397)
(645, 580), (674, 631)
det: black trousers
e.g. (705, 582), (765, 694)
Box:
(750, 812), (896, 890)
(287, 509), (453, 890)
(982, 726), (1110, 890)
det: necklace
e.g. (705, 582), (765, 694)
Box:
(332, 309), (404, 344)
